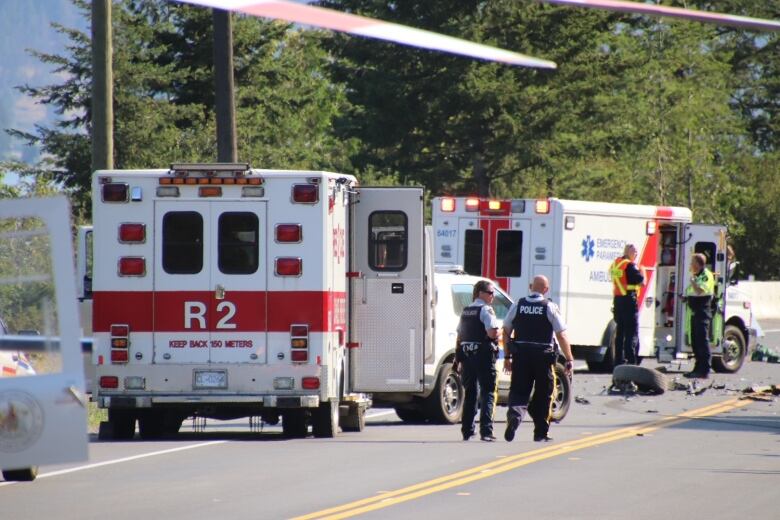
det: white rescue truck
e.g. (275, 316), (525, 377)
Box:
(81, 164), (567, 439)
(432, 197), (756, 373)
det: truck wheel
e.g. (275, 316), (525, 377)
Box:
(394, 406), (427, 423)
(340, 404), (366, 432)
(313, 400), (339, 438)
(282, 410), (309, 438)
(2, 467), (38, 481)
(712, 325), (746, 373)
(550, 363), (571, 423)
(612, 365), (667, 394)
(424, 362), (464, 424)
(99, 409), (136, 440)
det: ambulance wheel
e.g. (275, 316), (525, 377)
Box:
(550, 363), (571, 423)
(340, 404), (366, 432)
(612, 365), (667, 394)
(100, 409), (136, 440)
(712, 325), (746, 373)
(282, 410), (309, 438)
(394, 406), (427, 423)
(587, 323), (616, 373)
(313, 400), (340, 438)
(425, 362), (464, 424)
(138, 411), (166, 440)
(3, 467), (38, 482)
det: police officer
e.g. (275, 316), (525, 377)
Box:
(684, 253), (715, 379)
(503, 275), (574, 443)
(453, 280), (500, 442)
(610, 244), (644, 366)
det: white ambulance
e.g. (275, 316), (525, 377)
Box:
(82, 164), (567, 439)
(432, 196), (756, 373)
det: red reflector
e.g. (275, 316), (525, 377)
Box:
(99, 376), (119, 388)
(119, 257), (146, 276)
(302, 376), (319, 389)
(290, 324), (309, 337)
(111, 324), (129, 337)
(111, 350), (129, 363)
(102, 183), (129, 202)
(291, 350), (308, 362)
(276, 257), (302, 276)
(440, 197), (456, 212)
(276, 224), (302, 243)
(119, 223), (146, 243)
(292, 184), (319, 203)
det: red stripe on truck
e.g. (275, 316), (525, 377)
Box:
(92, 290), (346, 333)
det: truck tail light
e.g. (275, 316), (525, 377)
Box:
(101, 183), (129, 202)
(111, 323), (129, 364)
(276, 224), (302, 243)
(464, 198), (479, 212)
(276, 257), (302, 276)
(119, 257), (146, 276)
(99, 376), (119, 389)
(291, 324), (309, 364)
(440, 197), (456, 212)
(535, 199), (551, 214)
(292, 184), (319, 203)
(302, 377), (320, 390)
(119, 223), (146, 243)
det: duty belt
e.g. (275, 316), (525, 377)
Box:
(514, 340), (554, 349)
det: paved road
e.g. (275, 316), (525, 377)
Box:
(2, 321), (778, 520)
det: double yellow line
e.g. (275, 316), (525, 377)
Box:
(293, 396), (751, 520)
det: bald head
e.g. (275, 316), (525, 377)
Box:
(530, 275), (549, 294)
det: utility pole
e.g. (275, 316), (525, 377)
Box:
(91, 0), (113, 171)
(213, 9), (237, 163)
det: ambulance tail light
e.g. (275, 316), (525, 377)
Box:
(110, 324), (129, 364)
(119, 223), (146, 243)
(302, 377), (320, 390)
(290, 324), (309, 364)
(464, 198), (480, 212)
(119, 257), (146, 276)
(99, 376), (119, 389)
(276, 257), (302, 276)
(292, 184), (319, 204)
(101, 183), (129, 203)
(440, 197), (456, 212)
(535, 199), (551, 214)
(276, 224), (302, 243)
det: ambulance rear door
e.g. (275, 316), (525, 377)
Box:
(0, 196), (87, 473)
(153, 201), (267, 365)
(349, 187), (424, 392)
(458, 214), (532, 300)
(676, 224), (728, 354)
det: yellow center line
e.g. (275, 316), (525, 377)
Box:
(293, 396), (754, 520)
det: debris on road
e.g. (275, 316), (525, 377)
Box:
(575, 396), (591, 405)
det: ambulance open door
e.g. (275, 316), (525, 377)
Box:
(349, 187), (425, 393)
(0, 196), (87, 480)
(676, 224), (728, 355)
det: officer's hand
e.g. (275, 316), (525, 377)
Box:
(564, 360), (573, 378)
(503, 358), (512, 374)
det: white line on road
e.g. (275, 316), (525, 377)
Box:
(761, 328), (780, 333)
(0, 441), (227, 487)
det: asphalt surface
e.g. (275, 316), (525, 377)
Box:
(2, 320), (778, 520)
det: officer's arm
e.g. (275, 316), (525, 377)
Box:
(555, 330), (574, 363)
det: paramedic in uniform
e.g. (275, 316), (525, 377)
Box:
(453, 280), (500, 442)
(503, 275), (574, 442)
(610, 244), (644, 366)
(684, 253), (715, 379)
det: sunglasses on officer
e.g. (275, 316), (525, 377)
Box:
(481, 289), (494, 296)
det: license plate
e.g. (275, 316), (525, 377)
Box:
(193, 370), (227, 389)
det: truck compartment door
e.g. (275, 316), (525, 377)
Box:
(676, 224), (728, 353)
(349, 187), (425, 392)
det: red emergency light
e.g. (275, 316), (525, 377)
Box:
(464, 198), (480, 212)
(102, 183), (129, 203)
(276, 224), (302, 243)
(118, 223), (146, 243)
(119, 257), (146, 276)
(276, 257), (302, 276)
(302, 377), (320, 390)
(292, 184), (319, 204)
(535, 199), (551, 214)
(99, 376), (119, 389)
